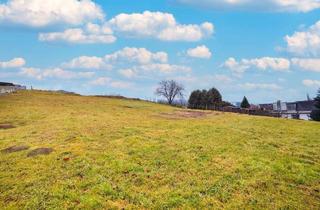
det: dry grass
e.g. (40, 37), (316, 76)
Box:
(0, 90), (319, 209)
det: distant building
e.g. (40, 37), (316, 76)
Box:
(271, 100), (315, 120)
(259, 103), (273, 111)
(0, 82), (26, 95)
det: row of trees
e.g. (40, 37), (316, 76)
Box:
(155, 80), (320, 121)
(155, 80), (247, 110)
(188, 88), (223, 109)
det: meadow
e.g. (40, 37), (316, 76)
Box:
(0, 90), (319, 209)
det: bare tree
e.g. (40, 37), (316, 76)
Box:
(155, 80), (185, 105)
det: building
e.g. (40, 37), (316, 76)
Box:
(271, 100), (315, 120)
(259, 103), (273, 111)
(0, 82), (26, 95)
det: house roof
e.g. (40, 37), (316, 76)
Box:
(296, 100), (315, 111)
(259, 103), (273, 110)
(0, 82), (15, 86)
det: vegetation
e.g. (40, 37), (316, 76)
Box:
(155, 80), (184, 105)
(0, 90), (319, 209)
(188, 87), (229, 110)
(311, 89), (320, 121)
(241, 96), (250, 109)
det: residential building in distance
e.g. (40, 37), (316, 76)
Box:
(259, 100), (315, 120)
(0, 82), (26, 95)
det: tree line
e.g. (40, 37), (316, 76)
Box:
(188, 88), (233, 110)
(155, 80), (320, 121)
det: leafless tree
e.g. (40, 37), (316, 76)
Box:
(155, 80), (185, 105)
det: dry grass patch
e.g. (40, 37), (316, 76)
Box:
(160, 110), (216, 119)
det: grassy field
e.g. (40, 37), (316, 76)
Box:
(0, 90), (319, 209)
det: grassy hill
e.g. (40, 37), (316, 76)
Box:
(0, 91), (319, 209)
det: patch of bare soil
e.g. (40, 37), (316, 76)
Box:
(1, 145), (30, 153)
(160, 110), (214, 119)
(0, 124), (15, 129)
(27, 148), (54, 157)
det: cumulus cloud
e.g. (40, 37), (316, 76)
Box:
(119, 69), (137, 78)
(291, 58), (320, 72)
(89, 77), (133, 89)
(240, 83), (282, 91)
(187, 45), (212, 59)
(108, 11), (214, 42)
(89, 77), (111, 86)
(177, 0), (320, 12)
(63, 47), (169, 70)
(20, 67), (94, 80)
(105, 47), (168, 64)
(62, 56), (112, 70)
(0, 0), (104, 27)
(138, 63), (192, 74)
(302, 79), (320, 87)
(0, 57), (25, 68)
(285, 21), (320, 56)
(223, 57), (291, 75)
(39, 23), (116, 44)
(62, 47), (190, 78)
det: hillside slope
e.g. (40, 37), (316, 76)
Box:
(0, 91), (319, 209)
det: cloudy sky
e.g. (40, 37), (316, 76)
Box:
(1, 0), (320, 103)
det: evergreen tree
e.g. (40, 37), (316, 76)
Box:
(188, 90), (200, 109)
(200, 89), (209, 109)
(241, 96), (250, 109)
(207, 87), (222, 109)
(310, 89), (320, 121)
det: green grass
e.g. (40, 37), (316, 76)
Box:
(0, 90), (319, 209)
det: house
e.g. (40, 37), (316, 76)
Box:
(259, 103), (273, 111)
(271, 100), (315, 120)
(0, 82), (26, 95)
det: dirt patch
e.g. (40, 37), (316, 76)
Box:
(27, 148), (54, 157)
(160, 110), (213, 119)
(1, 145), (30, 153)
(0, 124), (15, 129)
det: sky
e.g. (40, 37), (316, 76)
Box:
(0, 0), (320, 103)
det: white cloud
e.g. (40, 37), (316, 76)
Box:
(110, 81), (133, 89)
(302, 79), (320, 87)
(105, 47), (168, 64)
(89, 77), (111, 86)
(187, 45), (212, 59)
(223, 57), (249, 75)
(0, 57), (25, 68)
(243, 57), (291, 71)
(62, 47), (170, 72)
(108, 11), (214, 42)
(285, 21), (320, 56)
(59, 47), (190, 80)
(39, 23), (116, 44)
(223, 57), (290, 75)
(89, 77), (133, 89)
(177, 0), (320, 12)
(20, 67), (94, 80)
(240, 83), (282, 91)
(119, 69), (137, 78)
(0, 0), (104, 27)
(62, 56), (112, 70)
(291, 58), (320, 72)
(138, 63), (192, 74)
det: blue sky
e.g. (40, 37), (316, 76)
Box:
(0, 0), (320, 103)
